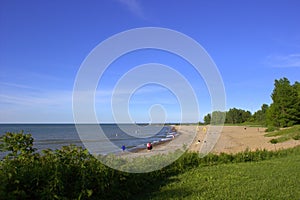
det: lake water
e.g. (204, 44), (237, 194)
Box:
(0, 124), (176, 156)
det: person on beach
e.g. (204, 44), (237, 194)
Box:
(147, 142), (152, 151)
(122, 145), (126, 151)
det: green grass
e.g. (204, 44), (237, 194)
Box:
(223, 122), (265, 127)
(138, 152), (300, 200)
(265, 125), (300, 143)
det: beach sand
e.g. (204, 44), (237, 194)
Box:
(209, 126), (300, 154)
(121, 125), (300, 158)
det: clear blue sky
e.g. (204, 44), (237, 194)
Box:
(1, 0), (300, 123)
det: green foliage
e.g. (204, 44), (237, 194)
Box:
(204, 111), (226, 125)
(203, 77), (300, 128)
(203, 113), (211, 124)
(265, 125), (300, 143)
(225, 108), (251, 124)
(204, 108), (252, 125)
(294, 81), (300, 96)
(203, 111), (225, 125)
(0, 131), (36, 158)
(265, 126), (279, 132)
(211, 111), (226, 125)
(292, 134), (300, 140)
(252, 104), (269, 126)
(197, 121), (204, 126)
(270, 138), (278, 144)
(267, 77), (300, 127)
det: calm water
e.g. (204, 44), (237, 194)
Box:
(0, 124), (175, 155)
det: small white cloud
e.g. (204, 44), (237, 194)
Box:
(265, 54), (300, 68)
(0, 82), (37, 90)
(117, 0), (145, 19)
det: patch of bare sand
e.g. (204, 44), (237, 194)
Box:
(190, 125), (300, 154)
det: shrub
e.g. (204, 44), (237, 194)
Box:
(0, 131), (36, 158)
(265, 126), (279, 132)
(292, 134), (300, 140)
(270, 139), (278, 144)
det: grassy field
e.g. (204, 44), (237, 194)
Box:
(265, 125), (300, 143)
(136, 150), (300, 200)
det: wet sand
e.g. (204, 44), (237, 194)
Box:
(119, 125), (196, 158)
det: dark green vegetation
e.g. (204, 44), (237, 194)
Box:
(267, 78), (300, 127)
(204, 108), (252, 125)
(204, 77), (300, 129)
(265, 125), (300, 144)
(1, 132), (300, 199)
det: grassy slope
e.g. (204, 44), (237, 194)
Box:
(138, 153), (300, 200)
(265, 125), (300, 143)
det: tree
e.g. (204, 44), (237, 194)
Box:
(211, 111), (226, 125)
(266, 78), (300, 127)
(294, 81), (300, 96)
(203, 111), (226, 125)
(252, 104), (269, 125)
(203, 113), (211, 124)
(241, 110), (252, 122)
(226, 108), (251, 124)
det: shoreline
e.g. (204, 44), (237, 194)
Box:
(117, 125), (197, 158)
(118, 127), (181, 155)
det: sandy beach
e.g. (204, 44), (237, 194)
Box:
(121, 125), (300, 158)
(197, 125), (300, 154)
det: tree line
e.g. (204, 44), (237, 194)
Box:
(203, 77), (300, 128)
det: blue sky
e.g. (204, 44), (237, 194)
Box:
(1, 0), (300, 123)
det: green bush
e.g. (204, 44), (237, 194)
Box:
(292, 134), (300, 140)
(0, 131), (36, 158)
(270, 138), (278, 144)
(265, 126), (279, 132)
(265, 125), (300, 143)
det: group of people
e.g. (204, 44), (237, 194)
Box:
(120, 127), (177, 152)
(121, 142), (153, 152)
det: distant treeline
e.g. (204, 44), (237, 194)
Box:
(203, 77), (300, 128)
